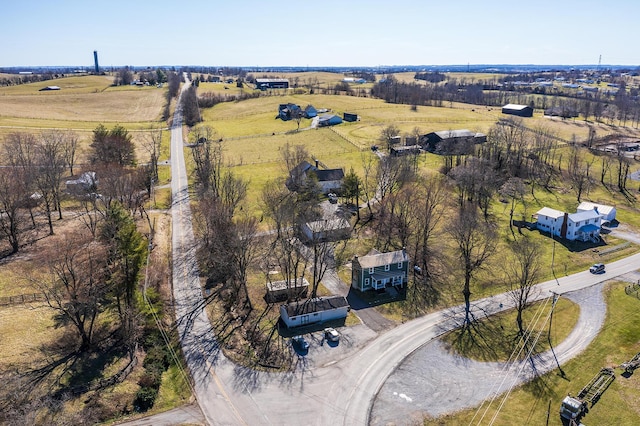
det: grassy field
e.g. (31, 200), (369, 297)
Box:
(442, 297), (580, 363)
(427, 282), (640, 425)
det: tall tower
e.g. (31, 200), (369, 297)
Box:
(93, 50), (99, 74)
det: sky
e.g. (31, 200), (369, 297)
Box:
(2, 0), (640, 68)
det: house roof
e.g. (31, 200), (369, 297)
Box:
(569, 210), (601, 222)
(577, 202), (615, 215)
(256, 78), (289, 83)
(535, 207), (565, 219)
(433, 129), (475, 139)
(503, 104), (531, 110)
(267, 277), (309, 292)
(281, 296), (349, 317)
(305, 218), (351, 232)
(356, 249), (409, 269)
(314, 168), (344, 181)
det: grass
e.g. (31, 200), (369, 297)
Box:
(426, 282), (640, 425)
(442, 297), (580, 363)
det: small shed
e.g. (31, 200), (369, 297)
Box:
(280, 296), (350, 328)
(343, 112), (359, 122)
(256, 78), (289, 89)
(502, 104), (533, 117)
(390, 145), (421, 156)
(266, 277), (309, 303)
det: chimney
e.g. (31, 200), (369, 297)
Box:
(315, 159), (319, 168)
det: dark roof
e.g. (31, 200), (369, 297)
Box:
(314, 168), (344, 181)
(282, 296), (349, 317)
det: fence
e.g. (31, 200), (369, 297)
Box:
(0, 293), (45, 307)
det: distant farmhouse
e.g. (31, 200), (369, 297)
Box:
(256, 78), (289, 90)
(65, 171), (97, 195)
(351, 249), (409, 292)
(420, 129), (486, 154)
(278, 103), (302, 120)
(502, 104), (534, 117)
(39, 85), (61, 91)
(287, 160), (345, 194)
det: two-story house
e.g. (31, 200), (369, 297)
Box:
(534, 207), (602, 242)
(351, 249), (409, 292)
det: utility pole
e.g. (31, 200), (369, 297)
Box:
(548, 291), (566, 377)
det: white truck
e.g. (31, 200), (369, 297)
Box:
(559, 368), (615, 422)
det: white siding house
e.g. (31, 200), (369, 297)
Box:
(577, 202), (616, 224)
(534, 207), (601, 242)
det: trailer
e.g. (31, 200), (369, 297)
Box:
(560, 368), (615, 422)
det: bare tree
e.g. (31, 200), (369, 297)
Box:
(0, 168), (28, 253)
(33, 231), (108, 351)
(506, 238), (542, 336)
(60, 130), (79, 176)
(449, 202), (497, 327)
(142, 126), (163, 186)
(567, 146), (594, 202)
(34, 131), (67, 234)
(380, 124), (400, 152)
(499, 177), (527, 238)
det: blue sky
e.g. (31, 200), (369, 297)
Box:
(2, 0), (639, 67)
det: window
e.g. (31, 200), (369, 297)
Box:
(384, 264), (390, 272)
(364, 278), (370, 287)
(397, 262), (403, 269)
(368, 267), (374, 274)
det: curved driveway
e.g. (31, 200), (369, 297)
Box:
(168, 79), (640, 425)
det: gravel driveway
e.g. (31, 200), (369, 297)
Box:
(370, 283), (607, 424)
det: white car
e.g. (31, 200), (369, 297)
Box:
(324, 327), (340, 342)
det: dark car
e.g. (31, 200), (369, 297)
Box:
(291, 335), (309, 351)
(589, 263), (605, 274)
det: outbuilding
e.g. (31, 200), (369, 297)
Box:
(318, 114), (343, 127)
(502, 104), (534, 117)
(280, 296), (350, 328)
(266, 277), (309, 303)
(301, 218), (351, 242)
(256, 78), (289, 89)
(577, 201), (616, 224)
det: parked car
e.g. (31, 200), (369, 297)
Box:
(291, 335), (309, 350)
(589, 263), (605, 274)
(324, 327), (340, 342)
(328, 193), (338, 204)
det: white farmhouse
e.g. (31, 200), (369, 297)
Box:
(534, 207), (601, 242)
